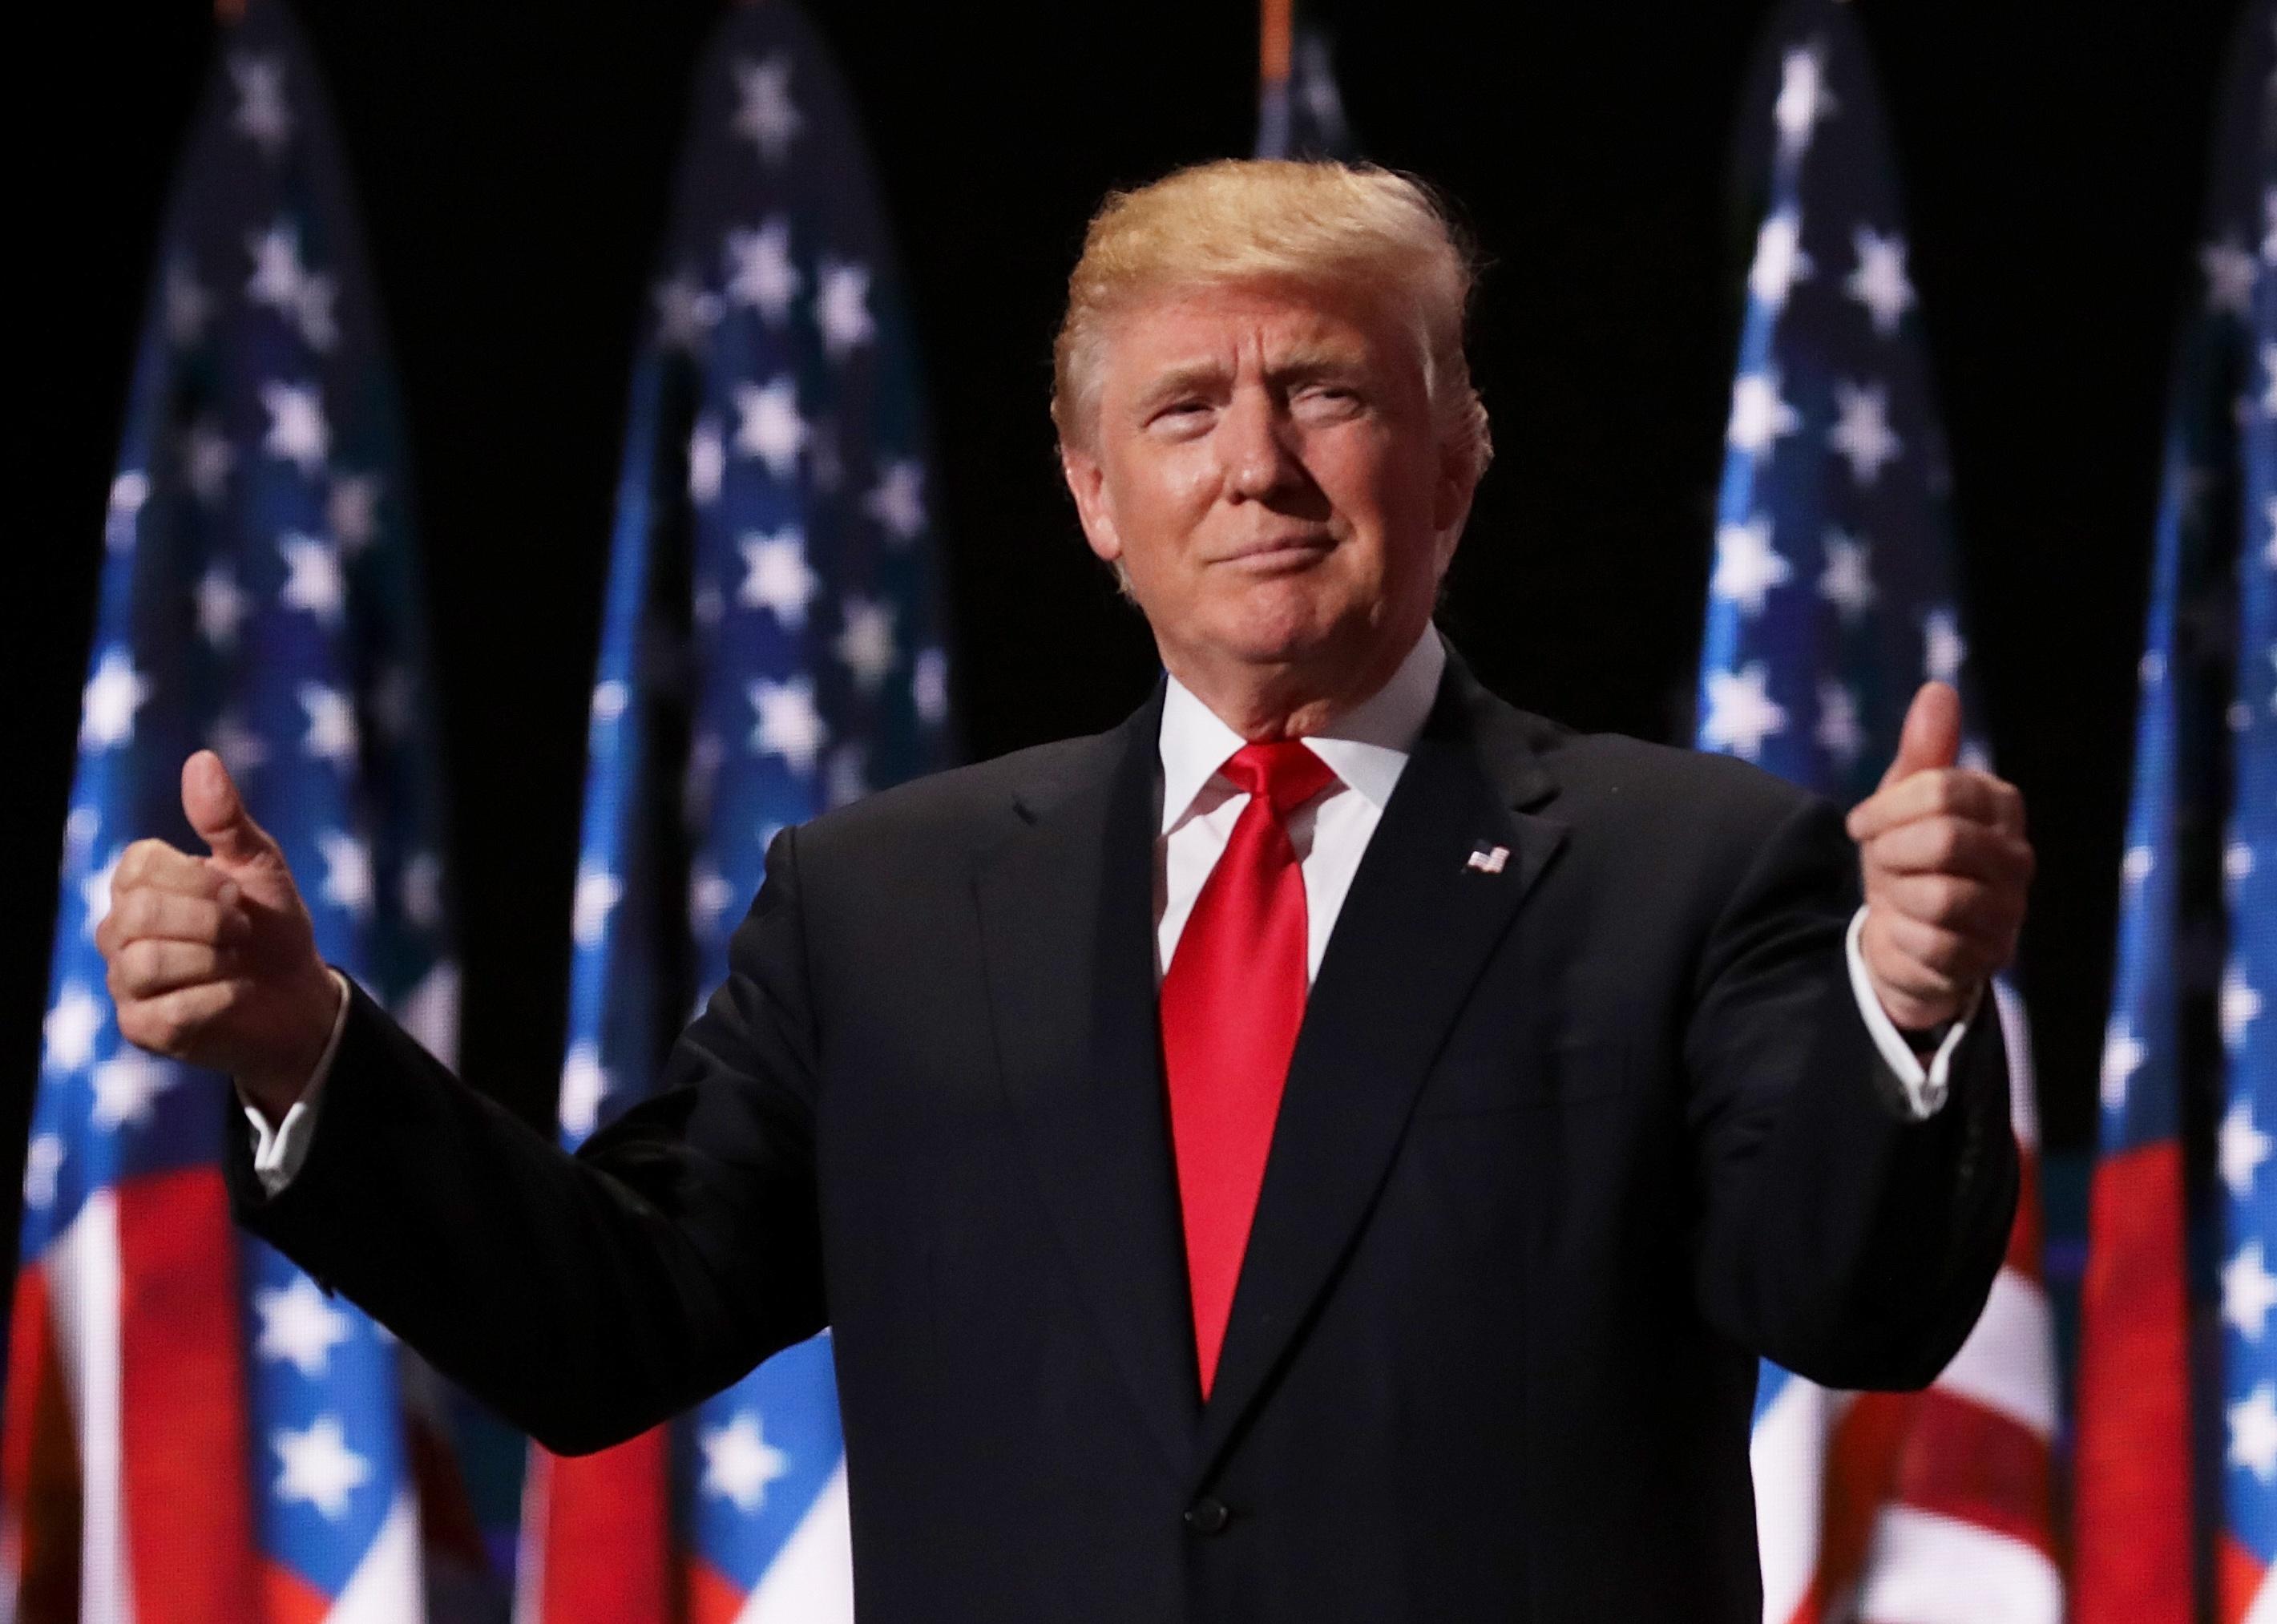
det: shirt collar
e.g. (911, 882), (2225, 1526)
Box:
(1157, 629), (1446, 834)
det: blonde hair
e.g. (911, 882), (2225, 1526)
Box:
(1051, 160), (1492, 478)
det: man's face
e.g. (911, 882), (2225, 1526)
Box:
(1061, 279), (1476, 710)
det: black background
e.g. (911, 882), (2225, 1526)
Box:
(6, 0), (2250, 1242)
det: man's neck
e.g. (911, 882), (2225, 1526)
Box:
(1162, 627), (1436, 742)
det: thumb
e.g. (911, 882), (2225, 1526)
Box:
(1881, 681), (1963, 788)
(182, 750), (280, 867)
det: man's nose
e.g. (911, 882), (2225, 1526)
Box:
(1221, 387), (1302, 500)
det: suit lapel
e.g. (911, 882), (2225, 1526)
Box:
(1192, 658), (1568, 1485)
(971, 687), (1202, 1471)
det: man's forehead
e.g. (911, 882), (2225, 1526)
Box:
(1103, 280), (1394, 372)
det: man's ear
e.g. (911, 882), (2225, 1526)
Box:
(1060, 443), (1124, 569)
(1429, 434), (1481, 564)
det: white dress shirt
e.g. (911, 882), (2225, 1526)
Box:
(247, 631), (1965, 1194)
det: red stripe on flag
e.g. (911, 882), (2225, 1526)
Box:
(1807, 1391), (1915, 1618)
(2006, 1148), (2045, 1283)
(2218, 1532), (2267, 1624)
(2075, 1141), (2194, 1624)
(116, 1167), (260, 1624)
(262, 1554), (334, 1624)
(1887, 1386), (2057, 1558)
(4, 1265), (83, 1623)
(685, 1553), (745, 1624)
(527, 1428), (673, 1624)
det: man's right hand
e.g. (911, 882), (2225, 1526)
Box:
(96, 749), (343, 1121)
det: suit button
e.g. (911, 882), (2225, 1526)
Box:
(1183, 1497), (1230, 1536)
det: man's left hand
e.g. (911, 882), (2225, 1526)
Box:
(1845, 681), (2034, 1035)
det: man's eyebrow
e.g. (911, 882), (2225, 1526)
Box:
(1131, 362), (1229, 410)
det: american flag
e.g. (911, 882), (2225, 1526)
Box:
(2076, 9), (2277, 1622)
(1254, 0), (1352, 162)
(2, 2), (466, 1620)
(1691, 2), (2062, 1618)
(512, 5), (952, 1622)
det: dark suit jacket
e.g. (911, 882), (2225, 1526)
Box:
(226, 648), (2017, 1622)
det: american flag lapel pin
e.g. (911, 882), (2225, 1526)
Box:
(1466, 842), (1510, 875)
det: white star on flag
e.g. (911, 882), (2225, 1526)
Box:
(557, 1042), (609, 1141)
(738, 529), (819, 626)
(1845, 227), (1916, 337)
(2228, 1242), (2277, 1343)
(1828, 382), (1903, 485)
(816, 260), (876, 357)
(2262, 344), (2277, 416)
(1817, 531), (1877, 622)
(211, 710), (271, 777)
(1711, 516), (1791, 615)
(261, 381), (329, 476)
(90, 1050), (178, 1130)
(2230, 841), (2258, 899)
(700, 1410), (793, 1513)
(185, 419), (236, 506)
(836, 596), (898, 691)
(1747, 211), (1811, 310)
(572, 862), (623, 948)
(655, 270), (723, 350)
(749, 676), (827, 776)
(2205, 237), (2259, 317)
(2224, 1097), (2274, 1197)
(725, 220), (802, 323)
(734, 377), (809, 479)
(1701, 664), (1787, 760)
(273, 1416), (372, 1521)
(864, 460), (927, 543)
(317, 830), (374, 918)
(913, 648), (950, 726)
(42, 984), (103, 1074)
(1815, 679), (1863, 766)
(165, 260), (211, 348)
(733, 56), (803, 163)
(107, 472), (148, 551)
(1773, 46), (1834, 153)
(1726, 370), (1800, 458)
(2101, 1017), (2146, 1109)
(2123, 845), (2156, 890)
(688, 864), (737, 937)
(2223, 958), (2264, 1052)
(2232, 1383), (2277, 1485)
(300, 683), (359, 767)
(329, 474), (382, 555)
(689, 418), (726, 505)
(22, 1137), (63, 1210)
(254, 1276), (354, 1378)
(1922, 608), (1967, 684)
(228, 54), (293, 157)
(280, 533), (345, 624)
(81, 648), (151, 750)
(200, 566), (248, 647)
(81, 849), (123, 941)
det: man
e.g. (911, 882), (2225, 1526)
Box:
(99, 161), (2030, 1621)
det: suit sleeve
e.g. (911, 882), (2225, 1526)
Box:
(223, 826), (830, 1456)
(1683, 791), (2018, 1391)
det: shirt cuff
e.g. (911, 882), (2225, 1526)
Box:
(240, 968), (349, 1196)
(1844, 907), (1972, 1120)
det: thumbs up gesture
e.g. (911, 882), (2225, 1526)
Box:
(96, 750), (342, 1117)
(1845, 682), (2034, 1033)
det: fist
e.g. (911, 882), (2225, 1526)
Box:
(1846, 682), (2034, 1033)
(95, 750), (341, 1117)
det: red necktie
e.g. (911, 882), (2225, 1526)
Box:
(1161, 740), (1338, 1398)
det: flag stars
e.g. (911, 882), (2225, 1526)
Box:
(864, 461), (927, 543)
(317, 830), (373, 919)
(1747, 211), (1811, 311)
(185, 419), (236, 506)
(689, 418), (727, 505)
(200, 567), (248, 647)
(281, 534), (346, 624)
(81, 849), (123, 941)
(558, 1042), (608, 1141)
(81, 648), (151, 751)
(254, 1276), (353, 1379)
(654, 270), (722, 351)
(2229, 842), (2257, 898)
(43, 984), (103, 1074)
(107, 472), (149, 551)
(2232, 1384), (2277, 1485)
(22, 1136), (63, 1210)
(700, 1410), (792, 1514)
(329, 475), (382, 556)
(732, 56), (803, 164)
(90, 1051), (177, 1130)
(273, 1416), (372, 1521)
(733, 377), (809, 479)
(816, 260), (876, 357)
(2204, 236), (2259, 317)
(1829, 382), (1903, 485)
(245, 221), (336, 352)
(2222, 958), (2263, 1052)
(1711, 516), (1791, 615)
(572, 863), (623, 948)
(1726, 370), (1800, 458)
(2223, 1097), (2274, 1197)
(749, 676), (828, 777)
(725, 221), (801, 323)
(689, 863), (737, 938)
(2101, 1017), (2146, 1109)
(836, 596), (898, 691)
(1815, 680), (1863, 766)
(737, 530), (819, 627)
(1817, 532), (1877, 622)
(1922, 609), (1967, 685)
(1701, 664), (1787, 760)
(211, 710), (270, 777)
(1845, 228), (1916, 337)
(228, 53), (293, 157)
(300, 683), (359, 768)
(2262, 345), (2277, 417)
(1773, 46), (1834, 153)
(2228, 1244), (2277, 1343)
(913, 648), (949, 726)
(261, 382), (330, 476)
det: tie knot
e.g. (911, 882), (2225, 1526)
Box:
(1223, 740), (1338, 817)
